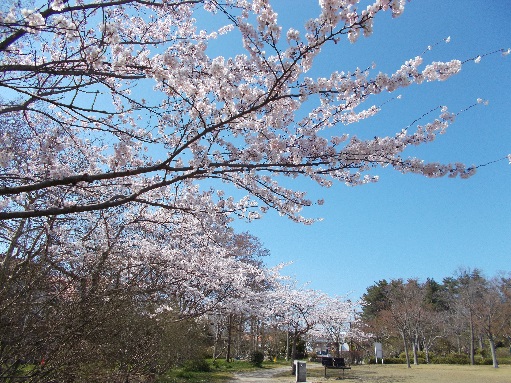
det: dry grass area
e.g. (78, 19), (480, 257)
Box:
(273, 363), (511, 383)
(311, 363), (511, 383)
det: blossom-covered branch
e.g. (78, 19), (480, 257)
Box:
(0, 0), (508, 221)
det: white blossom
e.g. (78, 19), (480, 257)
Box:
(21, 8), (45, 29)
(3, 10), (16, 23)
(0, 0), (506, 225)
(50, 0), (66, 11)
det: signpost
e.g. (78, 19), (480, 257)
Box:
(374, 342), (383, 364)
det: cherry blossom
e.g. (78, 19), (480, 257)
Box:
(1, 0), (507, 223)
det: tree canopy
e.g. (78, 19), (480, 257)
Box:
(2, 0), (508, 222)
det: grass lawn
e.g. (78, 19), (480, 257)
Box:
(297, 362), (511, 383)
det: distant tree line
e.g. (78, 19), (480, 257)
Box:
(359, 269), (511, 368)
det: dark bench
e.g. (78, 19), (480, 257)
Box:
(321, 357), (351, 378)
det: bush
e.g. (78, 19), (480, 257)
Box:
(368, 350), (510, 366)
(181, 358), (211, 372)
(368, 356), (428, 365)
(382, 357), (406, 364)
(366, 357), (376, 364)
(431, 353), (470, 365)
(366, 357), (404, 364)
(249, 351), (265, 367)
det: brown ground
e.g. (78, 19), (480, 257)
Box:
(233, 363), (511, 383)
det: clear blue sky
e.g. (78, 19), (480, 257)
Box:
(230, 0), (511, 299)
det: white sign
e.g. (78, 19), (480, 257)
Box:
(374, 342), (383, 362)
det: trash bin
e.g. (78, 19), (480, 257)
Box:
(294, 360), (306, 382)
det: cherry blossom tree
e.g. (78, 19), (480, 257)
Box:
(0, 196), (287, 381)
(312, 296), (359, 359)
(264, 285), (328, 371)
(1, 0), (508, 222)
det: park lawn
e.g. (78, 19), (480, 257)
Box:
(300, 363), (511, 383)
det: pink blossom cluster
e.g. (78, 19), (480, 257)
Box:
(0, 0), (508, 225)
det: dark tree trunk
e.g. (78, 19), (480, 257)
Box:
(401, 330), (411, 369)
(226, 313), (233, 362)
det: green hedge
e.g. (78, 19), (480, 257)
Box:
(366, 357), (404, 364)
(367, 351), (511, 366)
(381, 357), (406, 364)
(431, 354), (470, 365)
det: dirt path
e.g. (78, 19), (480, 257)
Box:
(232, 366), (294, 383)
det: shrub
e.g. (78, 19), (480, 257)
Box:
(431, 353), (470, 365)
(181, 358), (211, 372)
(398, 351), (427, 360)
(382, 357), (406, 364)
(366, 357), (376, 364)
(369, 356), (430, 365)
(366, 357), (407, 364)
(249, 351), (265, 367)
